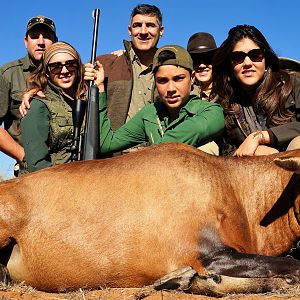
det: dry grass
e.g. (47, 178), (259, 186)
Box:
(0, 282), (299, 300)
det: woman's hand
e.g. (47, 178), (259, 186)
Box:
(84, 61), (105, 92)
(233, 131), (272, 157)
(233, 133), (260, 157)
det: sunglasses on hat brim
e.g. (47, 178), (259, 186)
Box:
(27, 17), (55, 31)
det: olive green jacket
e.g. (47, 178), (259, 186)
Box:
(0, 55), (35, 145)
(21, 83), (74, 172)
(99, 92), (225, 153)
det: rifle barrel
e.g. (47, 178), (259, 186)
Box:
(82, 8), (101, 161)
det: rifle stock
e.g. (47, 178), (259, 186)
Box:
(82, 8), (100, 160)
(69, 99), (86, 161)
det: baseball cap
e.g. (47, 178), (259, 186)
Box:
(153, 45), (193, 72)
(26, 15), (56, 34)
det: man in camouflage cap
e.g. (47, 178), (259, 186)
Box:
(0, 15), (57, 176)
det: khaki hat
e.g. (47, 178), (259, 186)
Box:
(26, 15), (56, 34)
(187, 32), (217, 54)
(153, 45), (193, 72)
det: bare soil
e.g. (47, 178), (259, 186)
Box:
(0, 283), (300, 300)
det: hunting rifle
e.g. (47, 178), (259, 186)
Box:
(69, 8), (100, 161)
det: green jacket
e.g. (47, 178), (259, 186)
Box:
(21, 82), (74, 172)
(99, 92), (225, 153)
(0, 55), (35, 145)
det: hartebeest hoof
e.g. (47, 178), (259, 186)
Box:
(0, 264), (11, 285)
(154, 267), (224, 297)
(152, 266), (224, 297)
(153, 266), (198, 291)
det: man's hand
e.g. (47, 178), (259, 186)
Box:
(19, 89), (45, 117)
(0, 127), (24, 162)
(84, 61), (105, 92)
(111, 49), (125, 57)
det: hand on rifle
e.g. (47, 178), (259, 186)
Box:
(84, 61), (105, 92)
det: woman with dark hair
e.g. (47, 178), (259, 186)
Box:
(85, 45), (224, 154)
(212, 24), (300, 156)
(21, 42), (87, 172)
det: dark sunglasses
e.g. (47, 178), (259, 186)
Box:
(192, 53), (213, 66)
(47, 59), (78, 75)
(231, 49), (265, 65)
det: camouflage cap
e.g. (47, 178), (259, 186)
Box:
(153, 45), (193, 72)
(26, 15), (56, 34)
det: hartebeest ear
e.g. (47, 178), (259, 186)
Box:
(274, 157), (300, 173)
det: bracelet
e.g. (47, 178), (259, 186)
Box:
(253, 130), (265, 145)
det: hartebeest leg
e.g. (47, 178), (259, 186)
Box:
(141, 227), (300, 297)
(199, 227), (300, 278)
(151, 266), (300, 297)
(0, 239), (14, 285)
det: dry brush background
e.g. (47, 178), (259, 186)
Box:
(0, 283), (300, 300)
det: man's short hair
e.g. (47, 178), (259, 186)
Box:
(130, 4), (162, 26)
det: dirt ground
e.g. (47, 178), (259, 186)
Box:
(0, 283), (300, 300)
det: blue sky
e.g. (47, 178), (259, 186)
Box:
(1, 0), (300, 177)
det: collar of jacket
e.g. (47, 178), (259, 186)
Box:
(22, 55), (36, 72)
(43, 81), (75, 102)
(145, 95), (201, 124)
(123, 40), (132, 62)
(123, 40), (156, 69)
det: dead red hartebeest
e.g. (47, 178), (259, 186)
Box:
(0, 142), (300, 296)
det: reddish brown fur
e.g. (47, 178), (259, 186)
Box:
(0, 142), (300, 291)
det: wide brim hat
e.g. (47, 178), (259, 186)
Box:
(187, 32), (217, 54)
(26, 15), (56, 35)
(153, 45), (193, 72)
(279, 57), (300, 73)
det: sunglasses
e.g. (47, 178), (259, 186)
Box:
(47, 59), (78, 75)
(231, 49), (265, 65)
(192, 53), (213, 66)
